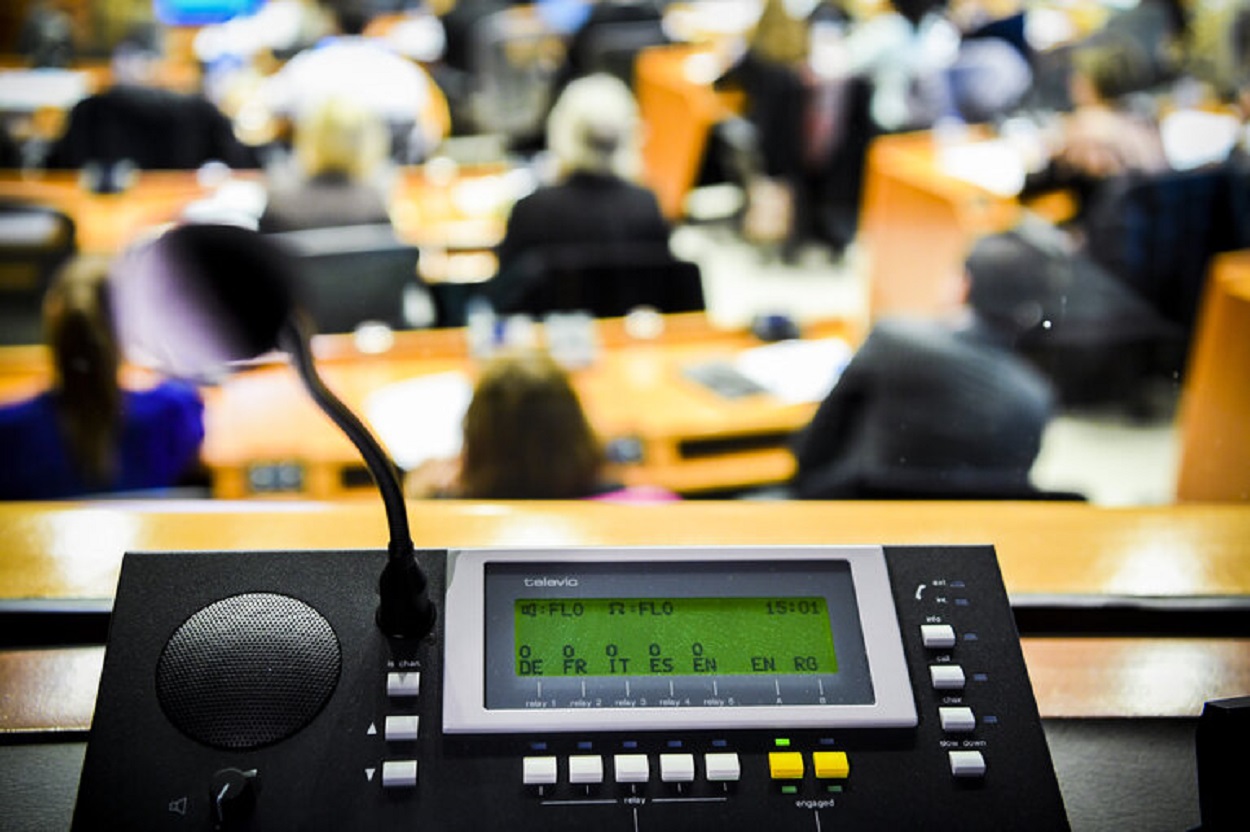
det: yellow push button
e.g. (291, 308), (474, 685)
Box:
(813, 751), (850, 779)
(769, 752), (805, 780)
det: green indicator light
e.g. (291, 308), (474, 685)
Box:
(827, 785), (843, 794)
(781, 785), (799, 795)
(774, 738), (791, 747)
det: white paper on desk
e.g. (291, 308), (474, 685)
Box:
(936, 140), (1027, 197)
(734, 338), (853, 405)
(363, 371), (472, 470)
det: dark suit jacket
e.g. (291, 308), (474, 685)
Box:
(491, 171), (670, 297)
(790, 317), (1055, 499)
(47, 85), (257, 170)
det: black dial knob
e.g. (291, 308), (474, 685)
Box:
(210, 768), (258, 828)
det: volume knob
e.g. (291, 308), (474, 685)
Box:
(210, 767), (258, 828)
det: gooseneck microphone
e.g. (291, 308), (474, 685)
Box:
(110, 222), (435, 639)
(277, 314), (435, 638)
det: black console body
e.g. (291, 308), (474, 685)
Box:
(73, 545), (1068, 830)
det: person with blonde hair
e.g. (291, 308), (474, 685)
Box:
(0, 256), (205, 499)
(488, 73), (671, 304)
(258, 95), (395, 232)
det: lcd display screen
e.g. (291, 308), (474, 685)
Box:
(513, 596), (839, 677)
(483, 559), (874, 710)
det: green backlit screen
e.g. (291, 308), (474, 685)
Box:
(514, 597), (838, 677)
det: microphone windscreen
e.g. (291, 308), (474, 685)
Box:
(110, 224), (299, 381)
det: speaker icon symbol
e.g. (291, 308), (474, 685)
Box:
(169, 797), (188, 816)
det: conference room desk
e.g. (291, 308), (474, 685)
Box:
(0, 314), (857, 499)
(1176, 250), (1250, 501)
(636, 42), (744, 219)
(859, 128), (1076, 320)
(202, 314), (855, 498)
(1, 499), (1246, 829)
(0, 164), (514, 280)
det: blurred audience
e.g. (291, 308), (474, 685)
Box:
(790, 233), (1056, 499)
(404, 348), (677, 501)
(1023, 39), (1170, 227)
(487, 73), (670, 305)
(0, 256), (205, 500)
(18, 0), (75, 68)
(46, 27), (258, 172)
(715, 0), (859, 256)
(254, 1), (447, 162)
(258, 96), (395, 232)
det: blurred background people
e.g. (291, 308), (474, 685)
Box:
(1023, 38), (1170, 228)
(715, 0), (895, 258)
(0, 256), (206, 500)
(486, 73), (670, 306)
(404, 348), (677, 501)
(258, 95), (395, 232)
(45, 25), (258, 173)
(789, 232), (1057, 499)
(253, 0), (448, 163)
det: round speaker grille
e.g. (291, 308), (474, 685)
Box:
(156, 592), (341, 750)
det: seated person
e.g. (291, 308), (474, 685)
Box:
(258, 95), (394, 233)
(553, 0), (666, 94)
(253, 2), (447, 162)
(789, 235), (1057, 499)
(1023, 38), (1170, 226)
(46, 28), (257, 171)
(404, 348), (677, 501)
(0, 256), (206, 500)
(487, 73), (671, 309)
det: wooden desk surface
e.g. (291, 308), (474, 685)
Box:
(1177, 251), (1250, 501)
(859, 130), (1076, 320)
(213, 316), (857, 498)
(860, 130), (1019, 319)
(0, 315), (855, 498)
(636, 43), (744, 219)
(0, 165), (514, 268)
(1, 499), (1247, 732)
(2, 499), (1246, 602)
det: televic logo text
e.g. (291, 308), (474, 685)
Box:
(523, 577), (580, 587)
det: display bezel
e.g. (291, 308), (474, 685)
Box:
(443, 546), (916, 734)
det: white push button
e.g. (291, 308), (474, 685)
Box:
(939, 707), (976, 733)
(523, 756), (558, 785)
(387, 672), (420, 697)
(382, 760), (418, 788)
(614, 754), (650, 783)
(659, 753), (695, 783)
(384, 715), (419, 741)
(704, 753), (741, 782)
(949, 750), (987, 778)
(568, 755), (604, 784)
(921, 624), (957, 649)
(930, 665), (966, 690)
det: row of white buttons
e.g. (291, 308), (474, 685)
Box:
(524, 753), (741, 786)
(922, 626), (987, 777)
(381, 673), (423, 788)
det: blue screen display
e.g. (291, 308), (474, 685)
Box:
(154, 0), (265, 26)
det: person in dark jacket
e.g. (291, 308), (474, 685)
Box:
(486, 73), (671, 310)
(790, 233), (1058, 499)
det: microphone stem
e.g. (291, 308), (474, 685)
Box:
(279, 317), (436, 638)
(278, 317), (413, 557)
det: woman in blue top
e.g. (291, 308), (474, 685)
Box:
(0, 256), (205, 500)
